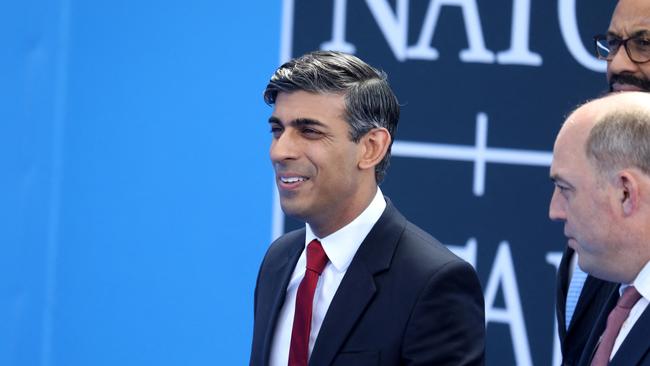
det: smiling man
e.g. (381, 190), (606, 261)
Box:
(550, 92), (650, 365)
(250, 51), (485, 366)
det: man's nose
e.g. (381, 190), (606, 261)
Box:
(549, 188), (567, 221)
(270, 130), (299, 163)
(608, 43), (638, 77)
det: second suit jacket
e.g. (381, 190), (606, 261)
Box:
(577, 286), (650, 365)
(556, 247), (618, 366)
(250, 200), (485, 365)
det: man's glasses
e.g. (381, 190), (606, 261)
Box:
(593, 34), (650, 64)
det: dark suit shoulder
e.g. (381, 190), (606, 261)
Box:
(359, 201), (475, 287)
(389, 220), (472, 282)
(261, 228), (305, 264)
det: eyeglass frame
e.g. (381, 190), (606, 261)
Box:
(593, 33), (650, 64)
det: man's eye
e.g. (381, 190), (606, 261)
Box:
(556, 184), (571, 194)
(270, 126), (283, 137)
(302, 128), (322, 137)
(633, 37), (650, 47)
(607, 38), (622, 48)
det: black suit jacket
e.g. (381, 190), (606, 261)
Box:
(556, 247), (618, 366)
(578, 285), (650, 365)
(250, 200), (485, 365)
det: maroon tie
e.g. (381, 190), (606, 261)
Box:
(288, 239), (329, 366)
(591, 286), (642, 366)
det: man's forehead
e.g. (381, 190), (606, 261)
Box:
(553, 108), (596, 162)
(610, 0), (650, 34)
(271, 91), (347, 127)
(551, 125), (592, 183)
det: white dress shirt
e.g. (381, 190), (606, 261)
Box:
(269, 188), (386, 366)
(610, 260), (650, 360)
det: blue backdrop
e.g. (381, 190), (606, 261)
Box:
(1, 1), (279, 365)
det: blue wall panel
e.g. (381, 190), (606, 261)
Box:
(2, 1), (279, 365)
(1, 0), (67, 365)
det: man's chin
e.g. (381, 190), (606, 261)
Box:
(279, 201), (308, 222)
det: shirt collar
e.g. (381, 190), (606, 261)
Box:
(304, 187), (386, 273)
(622, 260), (650, 300)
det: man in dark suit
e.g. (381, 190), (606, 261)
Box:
(555, 1), (650, 363)
(250, 51), (485, 366)
(550, 92), (650, 365)
(556, 248), (618, 365)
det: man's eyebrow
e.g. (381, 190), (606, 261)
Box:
(267, 116), (327, 128)
(606, 30), (650, 38)
(549, 174), (574, 188)
(631, 29), (650, 38)
(292, 118), (326, 128)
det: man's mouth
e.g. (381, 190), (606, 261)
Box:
(611, 82), (645, 92)
(280, 176), (309, 184)
(609, 74), (650, 92)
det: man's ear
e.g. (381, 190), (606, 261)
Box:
(616, 170), (639, 216)
(358, 128), (391, 171)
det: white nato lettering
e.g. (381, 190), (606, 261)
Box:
(546, 252), (563, 366)
(496, 0), (542, 66)
(407, 0), (494, 62)
(318, 0), (599, 69)
(484, 241), (533, 366)
(558, 0), (606, 72)
(320, 0), (356, 54)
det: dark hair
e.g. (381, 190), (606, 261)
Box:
(264, 50), (400, 183)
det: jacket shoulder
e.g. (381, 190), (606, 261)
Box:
(260, 228), (305, 264)
(399, 220), (468, 269)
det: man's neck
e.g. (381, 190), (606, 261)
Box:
(309, 186), (380, 238)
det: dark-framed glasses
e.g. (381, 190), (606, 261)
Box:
(593, 34), (650, 64)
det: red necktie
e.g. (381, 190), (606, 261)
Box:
(591, 286), (642, 366)
(288, 239), (329, 366)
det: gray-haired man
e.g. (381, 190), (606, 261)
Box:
(550, 92), (650, 365)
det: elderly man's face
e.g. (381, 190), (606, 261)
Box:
(607, 0), (650, 92)
(549, 113), (620, 281)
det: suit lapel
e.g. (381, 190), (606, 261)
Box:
(610, 305), (650, 365)
(568, 276), (606, 331)
(260, 232), (305, 365)
(309, 201), (405, 366)
(557, 247), (571, 340)
(309, 258), (377, 366)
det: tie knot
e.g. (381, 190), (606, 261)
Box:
(618, 286), (642, 309)
(306, 239), (329, 275)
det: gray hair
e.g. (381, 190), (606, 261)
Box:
(263, 50), (400, 183)
(586, 107), (650, 177)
